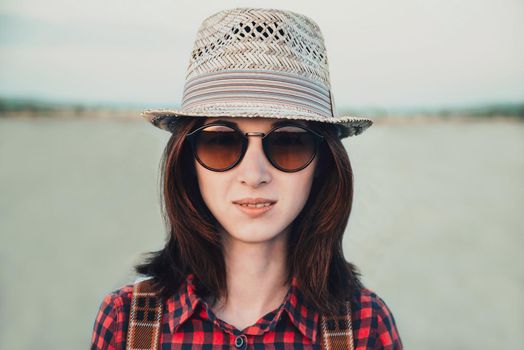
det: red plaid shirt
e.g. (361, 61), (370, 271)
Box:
(91, 273), (403, 349)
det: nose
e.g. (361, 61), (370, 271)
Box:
(236, 135), (272, 187)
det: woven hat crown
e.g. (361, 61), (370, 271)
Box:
(141, 7), (373, 138)
(186, 7), (331, 90)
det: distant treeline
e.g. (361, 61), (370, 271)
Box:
(433, 104), (524, 118)
(1, 97), (523, 118)
(338, 103), (524, 118)
(0, 97), (115, 114)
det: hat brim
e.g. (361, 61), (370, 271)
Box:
(141, 109), (372, 138)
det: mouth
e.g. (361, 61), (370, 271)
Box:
(233, 201), (276, 217)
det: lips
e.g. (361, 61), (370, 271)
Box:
(232, 198), (277, 205)
(233, 199), (276, 217)
(236, 202), (274, 208)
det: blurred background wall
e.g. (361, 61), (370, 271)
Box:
(1, 0), (523, 349)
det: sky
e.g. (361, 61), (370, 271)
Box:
(0, 0), (523, 110)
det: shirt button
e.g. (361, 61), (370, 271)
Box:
(234, 334), (247, 349)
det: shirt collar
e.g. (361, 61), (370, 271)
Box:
(165, 273), (319, 343)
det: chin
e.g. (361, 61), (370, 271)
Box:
(223, 227), (287, 244)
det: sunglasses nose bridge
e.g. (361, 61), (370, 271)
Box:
(241, 131), (268, 159)
(236, 131), (278, 174)
(242, 131), (267, 154)
(244, 132), (266, 137)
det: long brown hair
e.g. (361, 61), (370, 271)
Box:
(135, 116), (364, 316)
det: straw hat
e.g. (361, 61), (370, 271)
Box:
(141, 7), (373, 138)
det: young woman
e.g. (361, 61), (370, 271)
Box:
(91, 7), (403, 350)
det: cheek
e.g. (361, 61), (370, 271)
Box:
(195, 162), (215, 205)
(195, 162), (229, 213)
(282, 161), (317, 211)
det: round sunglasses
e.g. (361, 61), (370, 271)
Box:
(185, 121), (324, 172)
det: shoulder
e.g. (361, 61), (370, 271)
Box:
(90, 283), (134, 350)
(102, 283), (134, 307)
(350, 287), (396, 319)
(349, 287), (404, 349)
(96, 283), (134, 321)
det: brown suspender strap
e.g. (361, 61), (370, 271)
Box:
(126, 279), (163, 350)
(127, 279), (354, 350)
(320, 301), (355, 350)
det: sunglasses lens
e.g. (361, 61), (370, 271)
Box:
(194, 125), (243, 170)
(266, 126), (318, 171)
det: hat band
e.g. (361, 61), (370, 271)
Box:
(180, 70), (333, 118)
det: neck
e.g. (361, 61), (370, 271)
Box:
(207, 228), (291, 330)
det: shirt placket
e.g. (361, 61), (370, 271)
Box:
(200, 298), (285, 349)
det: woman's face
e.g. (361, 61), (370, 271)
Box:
(194, 117), (318, 244)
